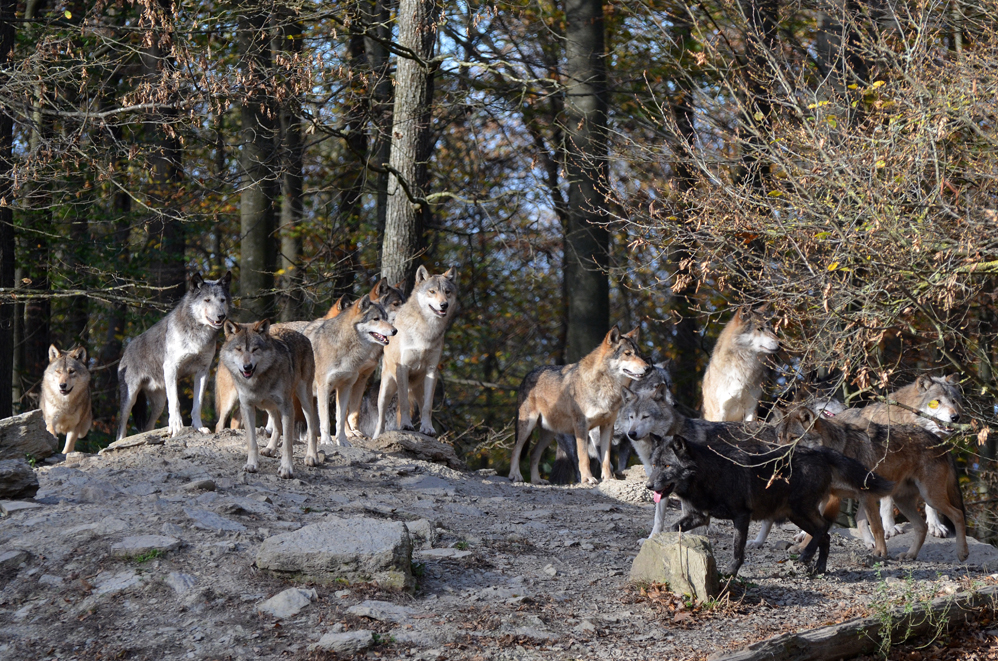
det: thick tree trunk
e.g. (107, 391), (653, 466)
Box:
(737, 0), (779, 191)
(0, 0), (13, 418)
(365, 0), (394, 246)
(239, 8), (279, 319)
(562, 0), (610, 362)
(380, 0), (440, 291)
(276, 14), (304, 322)
(142, 0), (185, 305)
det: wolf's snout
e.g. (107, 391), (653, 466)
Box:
(627, 431), (639, 442)
(950, 412), (960, 423)
(438, 301), (449, 311)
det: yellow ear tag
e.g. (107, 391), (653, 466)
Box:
(928, 400), (940, 409)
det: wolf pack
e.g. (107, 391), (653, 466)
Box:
(40, 270), (970, 579)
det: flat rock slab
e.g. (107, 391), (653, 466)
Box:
(111, 535), (181, 558)
(1, 500), (43, 516)
(165, 572), (197, 595)
(419, 548), (472, 560)
(0, 549), (29, 569)
(184, 507), (247, 532)
(256, 517), (414, 592)
(835, 527), (998, 568)
(257, 587), (317, 619)
(98, 428), (170, 455)
(352, 431), (465, 470)
(0, 410), (57, 461)
(346, 599), (416, 623)
(309, 630), (374, 654)
(0, 459), (40, 500)
(631, 532), (719, 601)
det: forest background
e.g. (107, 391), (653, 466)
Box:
(1, 0), (997, 533)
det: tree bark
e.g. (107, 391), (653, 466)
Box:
(737, 0), (779, 191)
(239, 7), (279, 319)
(365, 0), (394, 246)
(562, 0), (610, 362)
(0, 0), (14, 418)
(380, 0), (440, 291)
(276, 12), (304, 322)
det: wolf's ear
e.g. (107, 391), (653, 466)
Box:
(916, 374), (934, 392)
(946, 373), (961, 385)
(655, 359), (672, 372)
(754, 302), (770, 315)
(219, 271), (233, 290)
(48, 344), (62, 363)
(623, 327), (640, 342)
(393, 280), (405, 292)
(190, 273), (205, 291)
(253, 319), (271, 335)
(371, 278), (388, 301)
(336, 295), (347, 311)
(415, 265), (430, 283)
(69, 346), (87, 364)
(796, 407), (816, 429)
(223, 320), (238, 338)
(443, 266), (457, 282)
(671, 435), (690, 458)
(652, 383), (670, 404)
(622, 387), (636, 405)
(359, 294), (372, 311)
(737, 305), (752, 320)
(605, 325), (621, 345)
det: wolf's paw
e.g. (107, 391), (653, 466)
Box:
(168, 418), (184, 437)
(530, 478), (550, 486)
(744, 540), (765, 550)
(582, 475), (599, 486)
(278, 464), (294, 479)
(197, 426), (210, 435)
(508, 471), (525, 483)
(419, 423), (436, 436)
(244, 462), (258, 474)
(927, 521), (950, 538)
(305, 453), (320, 467)
(346, 428), (366, 439)
(900, 550), (919, 561)
(400, 423), (416, 432)
(259, 446), (277, 458)
(958, 548), (969, 562)
(335, 437), (353, 448)
(884, 524), (905, 539)
(793, 530), (808, 544)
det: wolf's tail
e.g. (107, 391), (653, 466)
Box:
(822, 448), (894, 496)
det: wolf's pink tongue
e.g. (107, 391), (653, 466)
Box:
(653, 492), (662, 503)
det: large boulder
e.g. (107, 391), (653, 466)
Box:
(0, 458), (40, 500)
(0, 410), (58, 461)
(256, 517), (415, 592)
(630, 532), (719, 601)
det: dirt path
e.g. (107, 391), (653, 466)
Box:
(1, 428), (995, 660)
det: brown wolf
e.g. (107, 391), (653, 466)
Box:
(308, 294), (397, 447)
(780, 407), (969, 562)
(844, 374), (963, 538)
(509, 326), (650, 485)
(701, 305), (779, 422)
(322, 295), (348, 320)
(40, 345), (92, 454)
(372, 267), (458, 439)
(219, 320), (319, 479)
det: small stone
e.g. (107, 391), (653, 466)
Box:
(161, 523), (186, 537)
(39, 574), (63, 586)
(0, 549), (29, 569)
(406, 519), (437, 549)
(347, 600), (415, 623)
(581, 543), (595, 551)
(111, 535), (181, 558)
(183, 479), (216, 492)
(257, 587), (318, 619)
(334, 590), (351, 598)
(0, 500), (43, 516)
(309, 629), (374, 654)
(165, 572), (197, 595)
(543, 564), (558, 577)
(184, 507), (246, 532)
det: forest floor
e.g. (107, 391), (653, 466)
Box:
(2, 427), (998, 661)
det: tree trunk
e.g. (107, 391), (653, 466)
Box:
(141, 0), (185, 305)
(562, 0), (610, 362)
(737, 0), (779, 192)
(239, 8), (279, 319)
(0, 0), (14, 418)
(365, 0), (394, 247)
(276, 13), (304, 322)
(380, 0), (440, 291)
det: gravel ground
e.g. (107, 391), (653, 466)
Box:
(1, 427), (996, 661)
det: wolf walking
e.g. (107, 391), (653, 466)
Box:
(118, 272), (231, 440)
(41, 345), (92, 454)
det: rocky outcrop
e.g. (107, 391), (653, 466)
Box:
(0, 410), (57, 461)
(0, 458), (40, 499)
(630, 532), (719, 601)
(352, 431), (465, 470)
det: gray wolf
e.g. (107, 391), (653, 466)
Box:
(40, 345), (92, 454)
(841, 374), (963, 538)
(645, 431), (893, 576)
(550, 362), (674, 484)
(219, 319), (318, 478)
(701, 305), (779, 422)
(308, 293), (397, 447)
(509, 325), (650, 485)
(373, 266), (458, 439)
(780, 407), (969, 562)
(118, 272), (231, 440)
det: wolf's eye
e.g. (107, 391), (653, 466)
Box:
(429, 289), (436, 294)
(624, 350), (632, 356)
(641, 414), (649, 420)
(928, 400), (940, 409)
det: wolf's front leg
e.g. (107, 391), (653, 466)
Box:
(190, 367), (210, 433)
(316, 379), (334, 446)
(62, 430), (79, 455)
(278, 407), (295, 479)
(419, 370), (437, 436)
(745, 520), (772, 550)
(671, 510), (710, 533)
(649, 498), (668, 538)
(395, 363), (414, 431)
(925, 505), (949, 538)
(372, 374), (397, 439)
(243, 404), (259, 473)
(881, 497), (904, 538)
(598, 422), (616, 481)
(574, 426), (597, 485)
(727, 514), (751, 576)
(298, 381), (320, 466)
(164, 362), (185, 436)
(334, 382), (355, 447)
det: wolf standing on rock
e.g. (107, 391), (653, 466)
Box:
(373, 266), (458, 439)
(117, 272), (231, 440)
(41, 345), (92, 454)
